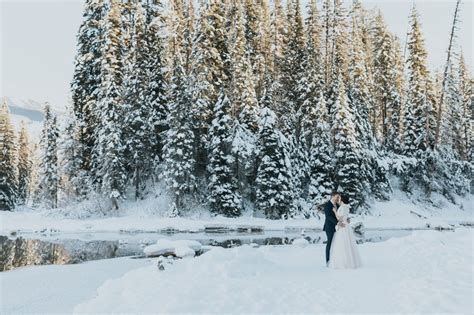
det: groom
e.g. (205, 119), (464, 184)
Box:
(323, 191), (345, 265)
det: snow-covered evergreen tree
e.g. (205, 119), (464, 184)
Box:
(70, 0), (107, 189)
(402, 7), (433, 156)
(59, 109), (83, 198)
(400, 7), (439, 197)
(122, 2), (154, 200)
(373, 13), (403, 152)
(94, 0), (127, 209)
(457, 53), (473, 162)
(208, 89), (242, 217)
(331, 78), (365, 211)
(348, 3), (391, 202)
(0, 101), (17, 211)
(17, 123), (31, 206)
(162, 56), (196, 213)
(38, 104), (59, 209)
(145, 2), (168, 165)
(229, 2), (259, 204)
(189, 0), (228, 176)
(308, 92), (334, 204)
(326, 0), (349, 118)
(256, 107), (295, 219)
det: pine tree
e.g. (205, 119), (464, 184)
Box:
(229, 2), (259, 131)
(0, 101), (17, 211)
(94, 0), (127, 209)
(373, 13), (403, 152)
(189, 1), (228, 176)
(208, 89), (241, 217)
(280, 0), (306, 135)
(29, 143), (41, 208)
(38, 104), (59, 209)
(256, 107), (294, 219)
(162, 56), (196, 212)
(332, 78), (365, 211)
(145, 2), (168, 165)
(17, 122), (31, 205)
(308, 92), (333, 204)
(326, 0), (349, 118)
(402, 7), (432, 156)
(457, 53), (473, 161)
(229, 2), (259, 204)
(59, 109), (83, 198)
(123, 2), (154, 200)
(400, 8), (440, 196)
(348, 2), (391, 202)
(70, 0), (107, 189)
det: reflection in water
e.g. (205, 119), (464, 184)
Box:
(0, 236), (118, 271)
(0, 229), (414, 271)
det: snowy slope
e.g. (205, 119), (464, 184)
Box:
(3, 96), (64, 142)
(73, 229), (473, 314)
(2, 191), (472, 236)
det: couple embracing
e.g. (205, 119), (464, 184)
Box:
(323, 191), (362, 269)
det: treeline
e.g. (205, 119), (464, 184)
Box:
(0, 0), (471, 218)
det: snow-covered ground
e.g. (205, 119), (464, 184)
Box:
(0, 257), (150, 314)
(2, 191), (472, 237)
(2, 229), (470, 313)
(74, 229), (474, 314)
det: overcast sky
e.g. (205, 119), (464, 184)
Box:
(0, 0), (472, 109)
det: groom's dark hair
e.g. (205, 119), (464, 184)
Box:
(331, 191), (341, 197)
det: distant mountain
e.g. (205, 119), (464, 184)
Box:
(2, 97), (64, 143)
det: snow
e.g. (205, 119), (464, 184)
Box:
(143, 239), (201, 256)
(72, 228), (473, 313)
(2, 192), (472, 236)
(0, 257), (150, 314)
(4, 96), (64, 142)
(291, 237), (309, 247)
(174, 246), (195, 258)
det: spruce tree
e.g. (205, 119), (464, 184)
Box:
(38, 104), (59, 209)
(373, 13), (403, 152)
(189, 1), (228, 176)
(229, 2), (259, 204)
(162, 56), (196, 213)
(332, 78), (365, 210)
(208, 89), (242, 217)
(123, 2), (154, 200)
(94, 0), (127, 209)
(59, 109), (83, 198)
(70, 0), (107, 189)
(308, 92), (334, 204)
(348, 3), (391, 201)
(402, 7), (432, 156)
(17, 122), (31, 205)
(145, 3), (168, 165)
(457, 53), (473, 161)
(0, 101), (17, 211)
(256, 107), (294, 219)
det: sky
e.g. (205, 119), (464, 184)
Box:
(0, 0), (472, 109)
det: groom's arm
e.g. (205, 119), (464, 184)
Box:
(324, 203), (338, 225)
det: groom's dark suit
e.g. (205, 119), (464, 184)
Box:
(323, 200), (338, 263)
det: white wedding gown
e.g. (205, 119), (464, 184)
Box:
(329, 204), (362, 269)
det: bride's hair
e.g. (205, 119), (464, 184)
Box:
(341, 194), (350, 204)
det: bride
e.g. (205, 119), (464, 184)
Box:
(328, 194), (362, 269)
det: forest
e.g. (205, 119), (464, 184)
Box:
(0, 0), (472, 219)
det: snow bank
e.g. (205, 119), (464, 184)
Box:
(143, 239), (202, 257)
(2, 190), (472, 235)
(74, 229), (473, 314)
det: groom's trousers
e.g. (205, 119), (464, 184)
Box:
(325, 230), (335, 263)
